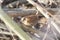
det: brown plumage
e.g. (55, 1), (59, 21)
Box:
(21, 15), (39, 27)
(21, 13), (47, 29)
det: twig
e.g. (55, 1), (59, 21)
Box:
(0, 32), (16, 35)
(52, 30), (59, 40)
(42, 19), (51, 40)
(3, 8), (37, 17)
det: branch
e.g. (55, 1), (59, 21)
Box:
(3, 8), (37, 17)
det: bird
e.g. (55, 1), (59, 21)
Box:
(20, 13), (47, 29)
(20, 9), (48, 29)
(20, 15), (39, 27)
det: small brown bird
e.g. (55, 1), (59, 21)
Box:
(21, 15), (39, 27)
(20, 13), (47, 29)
